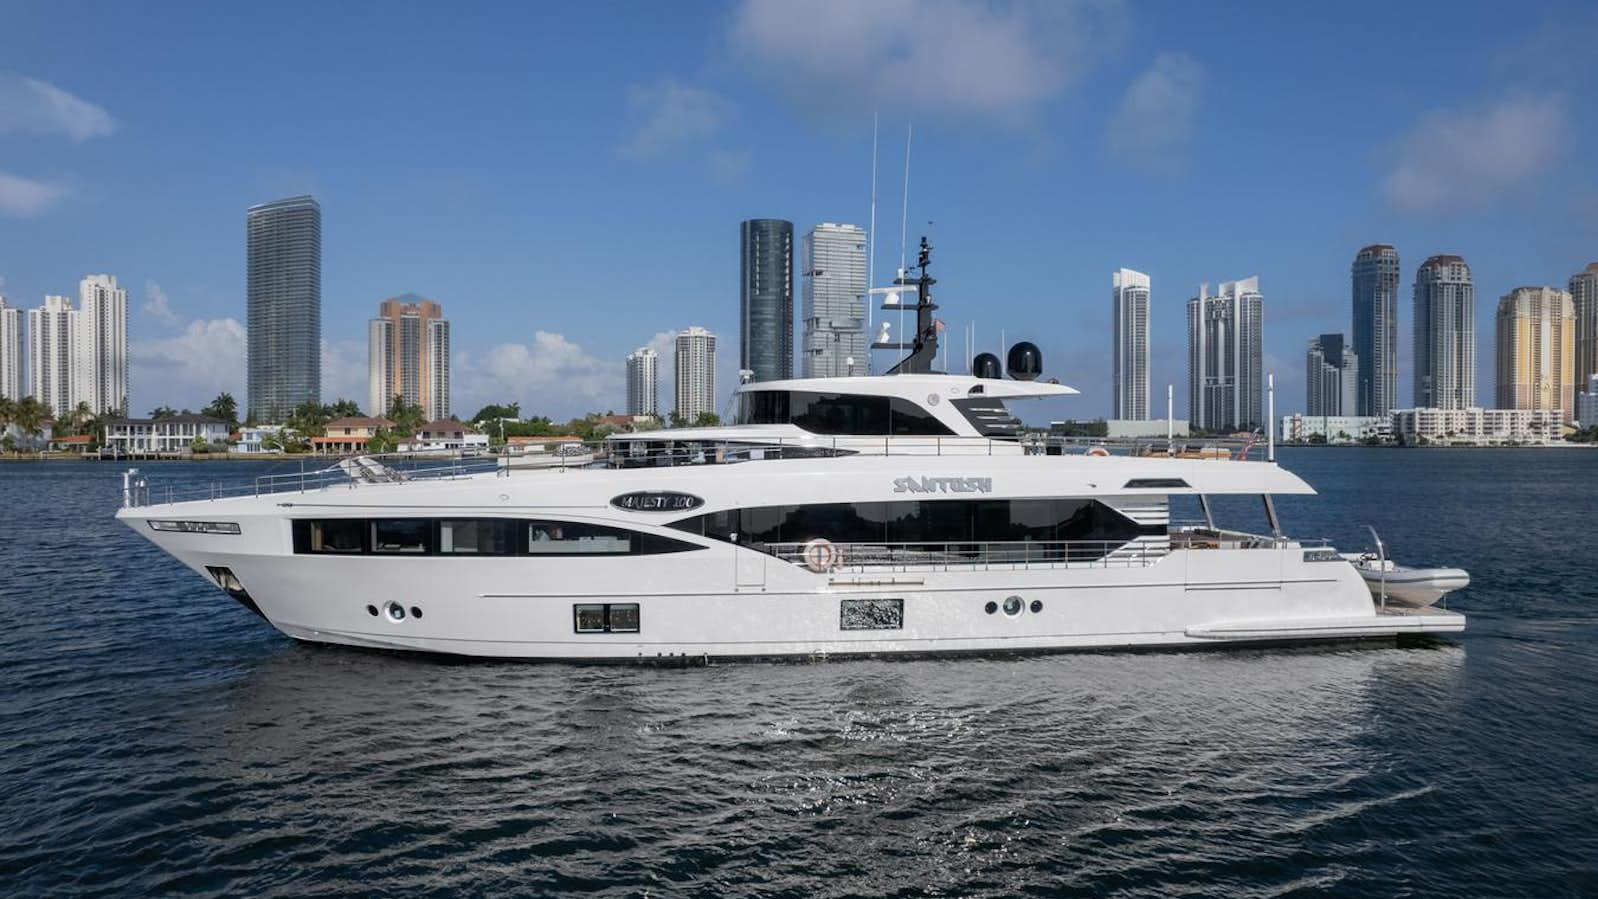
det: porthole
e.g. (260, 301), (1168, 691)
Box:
(385, 602), (406, 622)
(1002, 595), (1023, 617)
(410, 606), (423, 619)
(366, 604), (378, 617)
(984, 600), (998, 614)
(1030, 599), (1043, 614)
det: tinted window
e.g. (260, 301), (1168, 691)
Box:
(735, 390), (953, 436)
(372, 519), (430, 554)
(292, 518), (702, 556)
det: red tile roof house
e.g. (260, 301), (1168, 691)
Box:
(310, 417), (395, 454)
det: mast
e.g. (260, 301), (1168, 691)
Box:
(880, 236), (939, 375)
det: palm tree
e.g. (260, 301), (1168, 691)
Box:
(0, 396), (15, 432)
(13, 396), (48, 440)
(201, 392), (239, 429)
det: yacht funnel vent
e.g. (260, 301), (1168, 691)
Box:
(972, 352), (1002, 379)
(1007, 342), (1042, 381)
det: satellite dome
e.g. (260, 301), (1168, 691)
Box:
(971, 352), (1002, 379)
(1007, 342), (1042, 381)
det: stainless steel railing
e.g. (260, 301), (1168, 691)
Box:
(764, 538), (1173, 572)
(121, 453), (501, 508)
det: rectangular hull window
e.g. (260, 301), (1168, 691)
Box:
(840, 598), (904, 630)
(573, 603), (641, 634)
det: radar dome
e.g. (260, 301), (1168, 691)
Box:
(972, 352), (1002, 379)
(1007, 342), (1042, 381)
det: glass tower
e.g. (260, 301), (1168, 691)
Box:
(1413, 255), (1475, 409)
(1351, 244), (1399, 416)
(247, 195), (322, 423)
(740, 219), (793, 382)
(1187, 277), (1264, 431)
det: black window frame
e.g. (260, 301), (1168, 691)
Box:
(291, 518), (704, 557)
(573, 602), (641, 634)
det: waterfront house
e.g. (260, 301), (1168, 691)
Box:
(232, 425), (294, 454)
(310, 417), (394, 454)
(503, 435), (585, 456)
(105, 415), (230, 454)
(48, 433), (92, 454)
(399, 420), (489, 454)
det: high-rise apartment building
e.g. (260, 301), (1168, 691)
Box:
(27, 295), (78, 417)
(1413, 255), (1476, 409)
(77, 274), (128, 415)
(1571, 262), (1598, 387)
(0, 296), (20, 401)
(1187, 277), (1264, 432)
(1577, 374), (1598, 427)
(367, 296), (450, 419)
(1305, 333), (1358, 417)
(1495, 286), (1576, 422)
(674, 326), (717, 422)
(1351, 244), (1400, 416)
(625, 347), (659, 417)
(247, 195), (322, 423)
(800, 223), (867, 378)
(740, 219), (793, 382)
(1112, 268), (1151, 420)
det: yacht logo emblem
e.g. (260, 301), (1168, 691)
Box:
(611, 491), (705, 512)
(892, 476), (993, 494)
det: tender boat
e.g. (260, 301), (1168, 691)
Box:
(115, 239), (1469, 660)
(1345, 554), (1471, 608)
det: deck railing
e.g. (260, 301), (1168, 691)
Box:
(764, 538), (1173, 572)
(121, 453), (500, 508)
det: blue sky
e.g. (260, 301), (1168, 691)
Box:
(2, 0), (1595, 422)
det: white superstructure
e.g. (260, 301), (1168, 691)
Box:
(117, 243), (1467, 661)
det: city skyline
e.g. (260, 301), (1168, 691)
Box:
(3, 3), (1598, 421)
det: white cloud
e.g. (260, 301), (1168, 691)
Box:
(142, 280), (178, 326)
(455, 331), (621, 420)
(129, 318), (246, 414)
(320, 339), (369, 409)
(0, 74), (116, 141)
(1106, 53), (1205, 174)
(728, 0), (1123, 122)
(1382, 94), (1569, 215)
(0, 170), (69, 217)
(621, 79), (732, 158)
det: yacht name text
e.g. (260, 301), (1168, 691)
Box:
(892, 477), (993, 494)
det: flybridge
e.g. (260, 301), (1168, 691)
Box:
(892, 476), (993, 494)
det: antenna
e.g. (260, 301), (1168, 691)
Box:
(867, 112), (878, 376)
(899, 122), (913, 277)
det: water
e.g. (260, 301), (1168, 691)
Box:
(2, 450), (1596, 897)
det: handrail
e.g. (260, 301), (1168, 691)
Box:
(764, 538), (1170, 572)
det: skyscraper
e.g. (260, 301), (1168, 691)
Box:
(675, 326), (716, 422)
(1571, 262), (1598, 387)
(0, 296), (20, 401)
(626, 347), (659, 417)
(27, 295), (78, 417)
(367, 296), (450, 419)
(1305, 333), (1359, 416)
(1413, 254), (1475, 409)
(740, 219), (793, 382)
(247, 195), (322, 423)
(1112, 268), (1151, 420)
(77, 274), (128, 415)
(1351, 244), (1400, 416)
(801, 223), (867, 378)
(1495, 286), (1576, 422)
(1187, 277), (1264, 432)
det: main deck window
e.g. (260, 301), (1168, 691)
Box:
(292, 518), (703, 557)
(668, 498), (1162, 551)
(736, 390), (954, 436)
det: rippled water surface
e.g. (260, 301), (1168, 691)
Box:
(2, 450), (1597, 896)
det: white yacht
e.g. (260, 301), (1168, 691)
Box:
(117, 241), (1467, 660)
